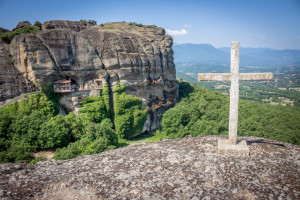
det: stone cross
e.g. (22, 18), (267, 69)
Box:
(198, 41), (273, 155)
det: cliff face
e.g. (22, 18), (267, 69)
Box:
(81, 23), (178, 131)
(1, 21), (178, 133)
(0, 42), (37, 102)
(9, 29), (103, 85)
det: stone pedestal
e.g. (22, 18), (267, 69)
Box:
(217, 139), (250, 156)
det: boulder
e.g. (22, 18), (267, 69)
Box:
(0, 27), (9, 33)
(12, 21), (32, 31)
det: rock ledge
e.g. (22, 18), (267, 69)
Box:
(0, 135), (299, 199)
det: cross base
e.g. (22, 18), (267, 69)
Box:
(217, 139), (250, 156)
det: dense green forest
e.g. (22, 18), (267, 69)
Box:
(156, 82), (300, 145)
(0, 84), (147, 163)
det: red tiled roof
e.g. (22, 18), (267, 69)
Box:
(54, 79), (71, 84)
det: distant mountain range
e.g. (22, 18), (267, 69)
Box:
(173, 43), (300, 67)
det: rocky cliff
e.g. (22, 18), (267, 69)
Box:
(0, 136), (299, 199)
(42, 20), (96, 32)
(0, 42), (38, 102)
(0, 21), (178, 133)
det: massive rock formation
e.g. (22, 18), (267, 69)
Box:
(81, 23), (178, 131)
(0, 136), (299, 199)
(0, 21), (178, 133)
(0, 42), (38, 102)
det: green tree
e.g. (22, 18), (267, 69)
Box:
(33, 21), (42, 28)
(39, 115), (71, 148)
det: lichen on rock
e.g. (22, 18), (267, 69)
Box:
(0, 136), (299, 199)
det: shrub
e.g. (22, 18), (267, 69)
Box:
(80, 20), (87, 26)
(129, 22), (144, 27)
(54, 119), (118, 160)
(0, 25), (39, 43)
(33, 21), (42, 28)
(89, 20), (97, 25)
(2, 141), (33, 163)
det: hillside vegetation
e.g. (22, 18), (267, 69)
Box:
(1, 81), (299, 163)
(156, 81), (300, 145)
(0, 84), (147, 163)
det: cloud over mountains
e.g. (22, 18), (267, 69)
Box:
(166, 29), (188, 36)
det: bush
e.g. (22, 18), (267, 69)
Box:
(88, 20), (97, 25)
(80, 20), (87, 26)
(33, 21), (42, 28)
(1, 141), (33, 163)
(129, 22), (144, 27)
(0, 25), (39, 43)
(54, 119), (118, 160)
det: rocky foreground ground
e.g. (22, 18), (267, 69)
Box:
(0, 135), (299, 199)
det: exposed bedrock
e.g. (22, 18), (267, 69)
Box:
(41, 20), (96, 32)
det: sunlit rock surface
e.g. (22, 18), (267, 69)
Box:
(0, 136), (299, 199)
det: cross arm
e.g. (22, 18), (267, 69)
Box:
(198, 73), (231, 81)
(239, 73), (273, 81)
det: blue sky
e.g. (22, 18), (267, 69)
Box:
(0, 0), (299, 49)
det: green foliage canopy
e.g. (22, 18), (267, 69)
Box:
(157, 82), (300, 145)
(0, 25), (39, 43)
(113, 84), (148, 138)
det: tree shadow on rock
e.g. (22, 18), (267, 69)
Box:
(247, 139), (285, 147)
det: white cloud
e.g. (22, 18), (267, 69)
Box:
(165, 29), (188, 36)
(183, 24), (192, 28)
(260, 36), (267, 41)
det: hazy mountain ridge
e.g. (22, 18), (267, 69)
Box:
(174, 43), (300, 66)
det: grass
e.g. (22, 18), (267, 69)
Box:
(116, 132), (162, 148)
(101, 26), (115, 30)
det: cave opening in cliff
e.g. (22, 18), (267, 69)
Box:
(54, 76), (78, 93)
